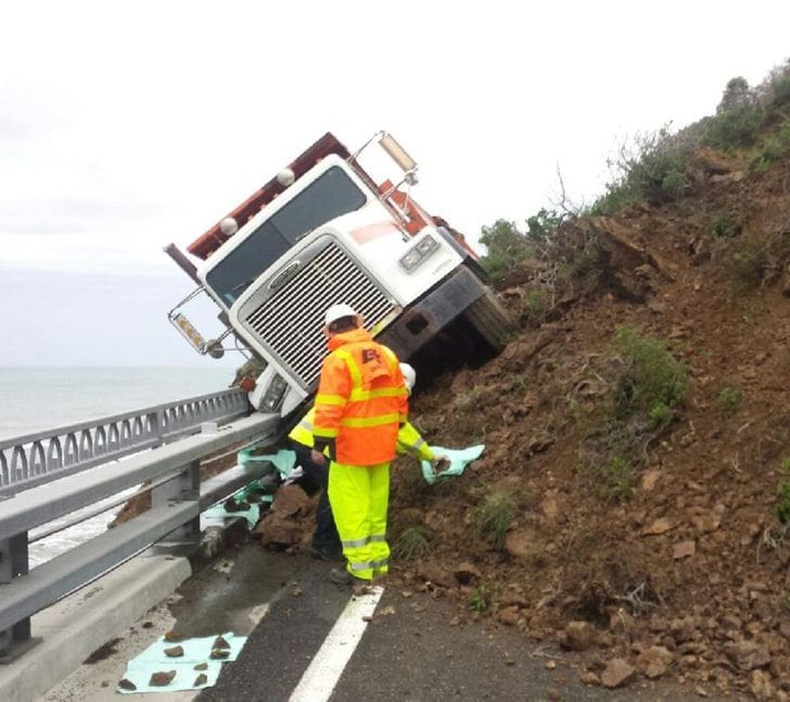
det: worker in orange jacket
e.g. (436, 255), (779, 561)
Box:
(312, 303), (409, 585)
(289, 363), (448, 563)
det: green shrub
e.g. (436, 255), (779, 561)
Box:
(752, 119), (790, 171)
(765, 61), (790, 108)
(478, 211), (561, 280)
(474, 491), (513, 551)
(631, 135), (691, 204)
(522, 288), (550, 327)
(717, 386), (743, 415)
(711, 215), (738, 240)
(392, 526), (432, 561)
(525, 208), (561, 242)
(647, 401), (672, 429)
(611, 326), (689, 421)
(469, 584), (492, 613)
(577, 328), (688, 503)
(588, 188), (637, 217)
(725, 228), (790, 290)
(777, 459), (790, 524)
(479, 219), (533, 280)
(703, 77), (765, 150)
(729, 248), (767, 288)
(589, 126), (691, 215)
(603, 455), (636, 502)
(704, 104), (765, 150)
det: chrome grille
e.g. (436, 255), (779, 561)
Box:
(241, 241), (395, 390)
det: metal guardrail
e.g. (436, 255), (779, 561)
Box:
(0, 388), (251, 496)
(0, 411), (282, 661)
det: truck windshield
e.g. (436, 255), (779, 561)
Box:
(206, 166), (367, 306)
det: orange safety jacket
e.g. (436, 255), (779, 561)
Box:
(313, 328), (408, 466)
(290, 407), (435, 462)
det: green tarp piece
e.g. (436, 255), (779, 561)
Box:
(209, 447), (298, 524)
(421, 444), (485, 485)
(116, 631), (246, 694)
(203, 500), (262, 529)
(238, 447), (296, 476)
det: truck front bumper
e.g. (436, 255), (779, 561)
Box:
(378, 265), (485, 358)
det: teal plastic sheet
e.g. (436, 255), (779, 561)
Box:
(203, 500), (262, 529)
(421, 444), (485, 485)
(205, 447), (298, 527)
(238, 447), (296, 476)
(117, 632), (246, 694)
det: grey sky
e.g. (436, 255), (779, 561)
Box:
(2, 0), (789, 366)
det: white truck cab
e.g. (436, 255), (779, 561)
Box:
(166, 131), (512, 417)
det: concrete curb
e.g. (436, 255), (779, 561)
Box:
(0, 554), (192, 702)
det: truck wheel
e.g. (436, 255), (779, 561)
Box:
(463, 289), (516, 354)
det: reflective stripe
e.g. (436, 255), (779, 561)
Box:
(342, 533), (385, 548)
(341, 413), (400, 428)
(313, 427), (339, 438)
(315, 393), (346, 406)
(297, 418), (313, 431)
(315, 329), (408, 465)
(336, 349), (362, 388)
(342, 536), (370, 549)
(349, 560), (374, 572)
(381, 346), (398, 363)
(336, 349), (407, 404)
(396, 421), (433, 460)
(370, 557), (389, 569)
(349, 386), (408, 401)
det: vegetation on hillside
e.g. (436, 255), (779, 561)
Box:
(479, 60), (790, 276)
(389, 58), (790, 697)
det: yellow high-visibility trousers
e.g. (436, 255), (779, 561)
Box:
(328, 461), (390, 580)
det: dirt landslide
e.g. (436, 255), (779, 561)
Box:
(250, 138), (790, 698)
(381, 148), (790, 698)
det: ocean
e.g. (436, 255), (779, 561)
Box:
(0, 366), (240, 567)
(0, 366), (238, 441)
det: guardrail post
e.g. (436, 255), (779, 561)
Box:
(0, 533), (40, 662)
(151, 457), (201, 554)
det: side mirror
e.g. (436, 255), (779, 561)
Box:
(206, 340), (225, 359)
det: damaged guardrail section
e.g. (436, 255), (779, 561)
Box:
(0, 411), (280, 663)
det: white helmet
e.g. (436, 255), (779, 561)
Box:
(324, 303), (357, 327)
(400, 363), (416, 393)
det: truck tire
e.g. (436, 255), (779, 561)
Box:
(463, 288), (515, 354)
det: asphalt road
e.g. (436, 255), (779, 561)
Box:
(185, 539), (722, 702)
(43, 536), (734, 701)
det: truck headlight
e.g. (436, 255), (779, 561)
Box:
(261, 374), (288, 411)
(399, 234), (438, 272)
(416, 235), (439, 255)
(400, 249), (422, 271)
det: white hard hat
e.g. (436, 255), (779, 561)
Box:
(400, 363), (416, 393)
(324, 303), (357, 327)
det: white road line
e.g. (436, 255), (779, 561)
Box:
(289, 586), (384, 702)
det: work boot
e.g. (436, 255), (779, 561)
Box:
(310, 545), (344, 562)
(329, 568), (365, 586)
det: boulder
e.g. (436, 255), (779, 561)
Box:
(601, 658), (636, 689)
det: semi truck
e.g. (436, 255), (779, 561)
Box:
(164, 130), (513, 418)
